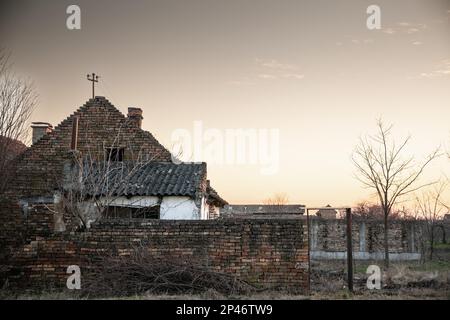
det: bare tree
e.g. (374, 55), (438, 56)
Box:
(262, 192), (289, 206)
(352, 119), (440, 268)
(447, 133), (450, 161)
(415, 182), (448, 260)
(59, 133), (164, 230)
(53, 120), (190, 231)
(0, 50), (37, 193)
(353, 201), (405, 220)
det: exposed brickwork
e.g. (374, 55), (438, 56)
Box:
(6, 219), (309, 293)
(7, 96), (172, 199)
(0, 202), (56, 266)
(0, 96), (176, 276)
(24, 204), (56, 240)
(0, 199), (26, 263)
(0, 96), (309, 293)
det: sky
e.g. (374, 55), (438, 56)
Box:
(1, 0), (449, 208)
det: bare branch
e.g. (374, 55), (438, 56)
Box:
(0, 49), (37, 194)
(262, 192), (289, 206)
(352, 119), (440, 267)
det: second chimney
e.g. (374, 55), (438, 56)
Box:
(127, 107), (143, 128)
(31, 122), (53, 144)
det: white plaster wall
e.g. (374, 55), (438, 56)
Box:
(160, 196), (200, 220)
(200, 197), (209, 220)
(100, 196), (160, 207)
(98, 196), (201, 220)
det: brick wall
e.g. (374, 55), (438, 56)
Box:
(0, 201), (56, 267)
(0, 199), (26, 263)
(7, 96), (172, 199)
(0, 96), (178, 276)
(5, 219), (309, 293)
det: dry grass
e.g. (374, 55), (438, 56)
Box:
(4, 289), (447, 300)
(310, 259), (449, 299)
(2, 256), (449, 300)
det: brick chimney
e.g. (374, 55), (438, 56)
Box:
(31, 122), (53, 144)
(127, 107), (143, 128)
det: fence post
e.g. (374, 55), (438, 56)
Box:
(306, 208), (311, 294)
(346, 208), (353, 292)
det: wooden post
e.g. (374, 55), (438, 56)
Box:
(87, 73), (99, 98)
(306, 208), (311, 294)
(71, 116), (79, 150)
(346, 208), (353, 292)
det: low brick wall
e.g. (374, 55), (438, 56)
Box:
(6, 219), (309, 293)
(0, 200), (56, 264)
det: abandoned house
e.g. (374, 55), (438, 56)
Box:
(3, 96), (227, 228)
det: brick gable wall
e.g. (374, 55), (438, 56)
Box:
(0, 97), (174, 268)
(8, 96), (172, 198)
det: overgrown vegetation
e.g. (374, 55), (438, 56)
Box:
(81, 248), (259, 298)
(352, 119), (440, 268)
(310, 257), (449, 300)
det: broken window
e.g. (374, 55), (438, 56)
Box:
(104, 205), (160, 219)
(105, 147), (124, 162)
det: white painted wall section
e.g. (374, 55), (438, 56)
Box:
(160, 196), (200, 220)
(99, 195), (201, 220)
(101, 196), (160, 207)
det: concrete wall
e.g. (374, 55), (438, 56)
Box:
(310, 217), (422, 261)
(221, 204), (305, 217)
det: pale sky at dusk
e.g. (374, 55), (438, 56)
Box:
(1, 0), (449, 207)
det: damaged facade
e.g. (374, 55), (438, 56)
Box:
(0, 96), (311, 294)
(5, 96), (227, 230)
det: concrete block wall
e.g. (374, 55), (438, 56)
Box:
(309, 217), (423, 260)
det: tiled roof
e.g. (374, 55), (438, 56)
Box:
(82, 161), (206, 198)
(206, 184), (228, 206)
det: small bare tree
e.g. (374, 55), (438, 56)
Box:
(61, 152), (154, 230)
(0, 50), (37, 193)
(60, 132), (164, 230)
(352, 119), (440, 268)
(353, 201), (405, 220)
(415, 181), (448, 260)
(55, 120), (189, 230)
(262, 192), (289, 206)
